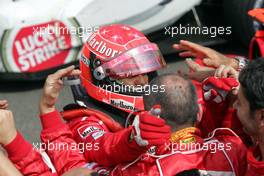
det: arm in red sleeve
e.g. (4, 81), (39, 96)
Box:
(40, 110), (87, 175)
(82, 127), (147, 167)
(61, 109), (148, 167)
(4, 132), (56, 176)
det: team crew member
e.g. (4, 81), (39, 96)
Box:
(111, 74), (247, 176)
(216, 59), (264, 175)
(174, 40), (264, 175)
(173, 40), (249, 139)
(0, 102), (22, 176)
(0, 103), (98, 175)
(0, 109), (59, 175)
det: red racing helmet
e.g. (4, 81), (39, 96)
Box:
(80, 24), (166, 113)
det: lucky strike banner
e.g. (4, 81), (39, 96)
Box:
(0, 19), (81, 73)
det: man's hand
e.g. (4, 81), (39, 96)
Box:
(132, 111), (171, 147)
(183, 58), (215, 82)
(0, 110), (17, 145)
(173, 40), (239, 69)
(0, 100), (8, 110)
(215, 65), (239, 80)
(40, 66), (81, 115)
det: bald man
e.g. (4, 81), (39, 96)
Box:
(111, 74), (247, 176)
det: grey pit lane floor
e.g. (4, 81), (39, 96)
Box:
(0, 41), (247, 144)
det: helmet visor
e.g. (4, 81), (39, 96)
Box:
(93, 43), (166, 80)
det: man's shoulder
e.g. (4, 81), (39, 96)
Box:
(204, 128), (247, 151)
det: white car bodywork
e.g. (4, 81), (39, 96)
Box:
(0, 0), (201, 75)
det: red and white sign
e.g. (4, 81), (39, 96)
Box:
(1, 19), (81, 72)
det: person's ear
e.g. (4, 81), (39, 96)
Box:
(261, 109), (264, 123)
(257, 108), (264, 127)
(256, 109), (264, 144)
